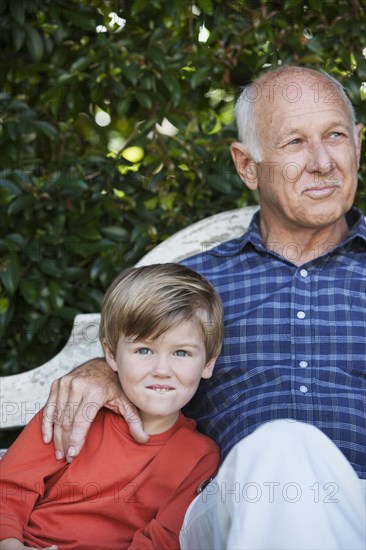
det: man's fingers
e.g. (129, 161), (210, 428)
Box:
(128, 420), (150, 444)
(46, 373), (82, 458)
(40, 359), (121, 459)
(51, 373), (80, 458)
(65, 395), (101, 462)
(118, 400), (149, 443)
(41, 380), (60, 444)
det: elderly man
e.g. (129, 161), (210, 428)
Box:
(42, 66), (365, 549)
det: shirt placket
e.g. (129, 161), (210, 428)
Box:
(291, 266), (314, 421)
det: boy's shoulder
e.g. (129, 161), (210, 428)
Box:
(94, 408), (219, 458)
(175, 413), (219, 456)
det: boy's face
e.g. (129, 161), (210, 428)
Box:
(103, 320), (217, 434)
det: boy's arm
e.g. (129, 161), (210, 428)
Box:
(41, 358), (148, 463)
(0, 412), (65, 544)
(127, 449), (220, 549)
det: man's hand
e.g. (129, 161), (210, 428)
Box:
(42, 358), (148, 462)
(0, 538), (57, 549)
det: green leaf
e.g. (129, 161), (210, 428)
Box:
(19, 279), (38, 304)
(49, 280), (64, 309)
(191, 67), (210, 89)
(57, 178), (89, 192)
(0, 1), (8, 16)
(70, 56), (93, 72)
(7, 195), (33, 215)
(0, 178), (21, 195)
(101, 226), (129, 241)
(0, 297), (9, 315)
(147, 47), (167, 70)
(309, 0), (322, 11)
(74, 225), (101, 240)
(26, 315), (49, 342)
(25, 25), (44, 62)
(63, 267), (85, 280)
(131, 0), (149, 16)
(39, 260), (61, 278)
(90, 256), (110, 281)
(6, 121), (17, 140)
(284, 0), (302, 8)
(33, 120), (58, 137)
(4, 233), (27, 249)
(123, 64), (139, 85)
(162, 73), (181, 105)
(9, 0), (25, 25)
(198, 0), (213, 14)
(57, 306), (80, 320)
(12, 23), (26, 51)
(0, 255), (21, 294)
(136, 90), (153, 109)
(144, 197), (158, 210)
(298, 55), (323, 64)
(137, 119), (158, 136)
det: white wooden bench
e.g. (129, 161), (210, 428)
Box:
(0, 206), (258, 454)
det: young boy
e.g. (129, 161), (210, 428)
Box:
(0, 264), (223, 550)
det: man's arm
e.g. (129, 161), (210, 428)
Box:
(41, 358), (148, 462)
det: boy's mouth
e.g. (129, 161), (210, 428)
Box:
(147, 385), (175, 392)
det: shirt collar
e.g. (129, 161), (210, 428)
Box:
(209, 206), (366, 258)
(342, 206), (366, 246)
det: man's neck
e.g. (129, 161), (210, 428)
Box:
(259, 216), (349, 266)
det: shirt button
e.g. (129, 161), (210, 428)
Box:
(297, 311), (306, 319)
(299, 361), (308, 368)
(300, 269), (308, 277)
(300, 385), (308, 394)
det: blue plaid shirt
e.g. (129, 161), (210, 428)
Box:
(182, 207), (366, 479)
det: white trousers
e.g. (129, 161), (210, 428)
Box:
(180, 420), (366, 550)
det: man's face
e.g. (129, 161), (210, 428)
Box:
(250, 75), (363, 233)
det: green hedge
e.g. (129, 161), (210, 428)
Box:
(1, 0), (365, 375)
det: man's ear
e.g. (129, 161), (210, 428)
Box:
(201, 354), (219, 380)
(230, 142), (259, 191)
(102, 339), (118, 372)
(355, 123), (364, 166)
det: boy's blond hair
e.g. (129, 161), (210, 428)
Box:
(99, 263), (224, 361)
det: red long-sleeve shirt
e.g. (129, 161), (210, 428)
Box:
(0, 409), (219, 549)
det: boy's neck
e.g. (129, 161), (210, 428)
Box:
(140, 411), (180, 435)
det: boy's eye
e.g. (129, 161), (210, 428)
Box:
(174, 350), (190, 357)
(136, 347), (152, 355)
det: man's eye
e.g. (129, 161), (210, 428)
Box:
(174, 350), (190, 357)
(329, 132), (344, 139)
(136, 348), (152, 355)
(288, 138), (302, 145)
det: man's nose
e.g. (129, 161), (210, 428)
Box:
(306, 142), (336, 175)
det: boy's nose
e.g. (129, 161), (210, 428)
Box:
(152, 355), (171, 376)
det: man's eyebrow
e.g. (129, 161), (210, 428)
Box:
(277, 120), (351, 140)
(273, 128), (301, 146)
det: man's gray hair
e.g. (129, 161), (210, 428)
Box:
(234, 66), (358, 162)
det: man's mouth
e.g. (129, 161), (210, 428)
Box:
(301, 180), (341, 198)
